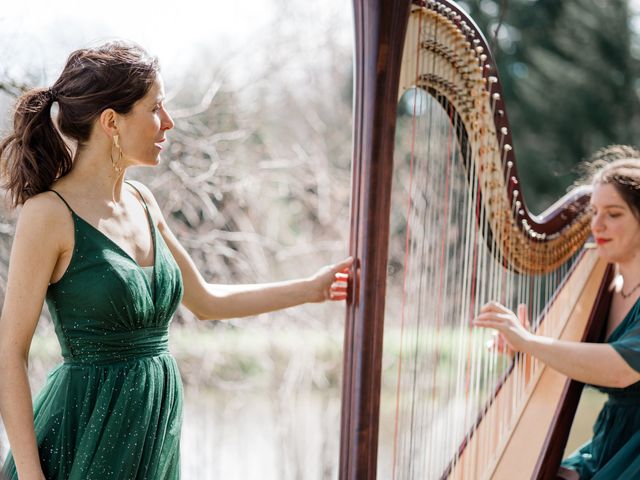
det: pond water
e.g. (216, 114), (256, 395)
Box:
(180, 387), (341, 479)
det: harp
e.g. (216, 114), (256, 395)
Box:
(339, 1), (614, 479)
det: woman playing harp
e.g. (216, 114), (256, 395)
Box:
(475, 147), (640, 480)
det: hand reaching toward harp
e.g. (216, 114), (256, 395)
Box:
(474, 302), (532, 355)
(307, 257), (353, 302)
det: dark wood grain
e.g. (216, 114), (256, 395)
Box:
(338, 1), (412, 478)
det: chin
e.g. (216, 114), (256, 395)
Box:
(596, 247), (616, 263)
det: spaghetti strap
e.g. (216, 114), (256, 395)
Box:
(48, 183), (150, 219)
(48, 189), (75, 215)
(125, 180), (154, 222)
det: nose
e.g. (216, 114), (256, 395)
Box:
(591, 212), (605, 233)
(161, 108), (174, 131)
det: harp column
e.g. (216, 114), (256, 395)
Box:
(339, 1), (411, 479)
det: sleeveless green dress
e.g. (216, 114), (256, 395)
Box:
(2, 181), (185, 480)
(561, 297), (640, 479)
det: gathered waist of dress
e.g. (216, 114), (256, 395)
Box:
(63, 325), (171, 366)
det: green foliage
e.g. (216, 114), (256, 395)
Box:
(460, 0), (640, 212)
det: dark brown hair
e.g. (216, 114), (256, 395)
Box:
(0, 40), (159, 207)
(587, 145), (640, 218)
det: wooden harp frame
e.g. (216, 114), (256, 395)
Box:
(339, 1), (614, 478)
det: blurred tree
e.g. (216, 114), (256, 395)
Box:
(461, 0), (640, 213)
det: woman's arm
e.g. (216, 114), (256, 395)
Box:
(474, 302), (640, 388)
(192, 259), (350, 320)
(0, 195), (64, 480)
(129, 181), (351, 321)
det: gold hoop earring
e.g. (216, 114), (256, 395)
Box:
(111, 135), (123, 175)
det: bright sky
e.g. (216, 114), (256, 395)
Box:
(2, 0), (638, 104)
(0, 0), (352, 86)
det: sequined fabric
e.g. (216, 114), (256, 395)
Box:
(2, 181), (184, 479)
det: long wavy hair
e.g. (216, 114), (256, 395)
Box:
(0, 40), (159, 207)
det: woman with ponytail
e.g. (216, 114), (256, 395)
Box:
(0, 41), (351, 480)
(0, 85), (73, 206)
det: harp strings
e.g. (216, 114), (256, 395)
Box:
(391, 11), (425, 479)
(384, 7), (581, 479)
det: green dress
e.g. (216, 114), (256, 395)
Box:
(2, 181), (185, 480)
(561, 297), (640, 479)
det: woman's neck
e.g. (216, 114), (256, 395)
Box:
(62, 143), (128, 204)
(617, 256), (640, 292)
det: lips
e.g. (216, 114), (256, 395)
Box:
(596, 238), (611, 245)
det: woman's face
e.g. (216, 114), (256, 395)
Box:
(590, 182), (640, 264)
(117, 75), (173, 167)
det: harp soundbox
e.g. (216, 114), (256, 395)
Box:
(339, 1), (614, 478)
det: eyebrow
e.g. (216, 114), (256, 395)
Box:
(590, 204), (627, 209)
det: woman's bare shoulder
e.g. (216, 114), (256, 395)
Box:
(17, 190), (74, 250)
(21, 190), (71, 219)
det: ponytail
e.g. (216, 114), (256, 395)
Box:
(0, 88), (72, 207)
